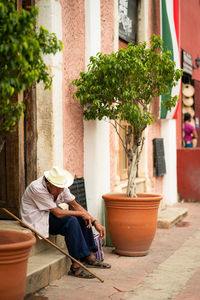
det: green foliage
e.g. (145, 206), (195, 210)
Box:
(73, 35), (182, 134)
(72, 34), (182, 197)
(0, 0), (63, 136)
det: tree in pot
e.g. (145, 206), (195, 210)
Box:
(72, 35), (182, 256)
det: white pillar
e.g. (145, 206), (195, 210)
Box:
(161, 119), (178, 205)
(35, 0), (63, 176)
(84, 0), (110, 222)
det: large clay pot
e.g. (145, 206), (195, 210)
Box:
(103, 193), (162, 256)
(0, 230), (36, 300)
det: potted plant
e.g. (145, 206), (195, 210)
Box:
(72, 35), (182, 256)
(0, 229), (36, 300)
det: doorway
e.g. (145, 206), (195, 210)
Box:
(0, 0), (37, 219)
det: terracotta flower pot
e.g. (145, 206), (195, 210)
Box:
(103, 193), (162, 256)
(0, 230), (36, 300)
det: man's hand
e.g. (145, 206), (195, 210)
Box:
(94, 221), (106, 239)
(68, 200), (105, 233)
(79, 211), (92, 228)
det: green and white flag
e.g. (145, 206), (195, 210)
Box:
(160, 0), (181, 119)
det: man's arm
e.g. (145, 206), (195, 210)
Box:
(68, 200), (92, 227)
(69, 200), (106, 238)
(192, 129), (198, 139)
(50, 204), (89, 220)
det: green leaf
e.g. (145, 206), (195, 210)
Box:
(0, 0), (63, 136)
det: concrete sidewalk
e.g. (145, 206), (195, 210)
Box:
(29, 202), (200, 300)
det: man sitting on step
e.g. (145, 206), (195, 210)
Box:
(20, 166), (111, 279)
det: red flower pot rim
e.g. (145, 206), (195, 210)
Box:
(103, 193), (163, 201)
(0, 229), (36, 250)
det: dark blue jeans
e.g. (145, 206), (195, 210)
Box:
(49, 213), (97, 260)
(185, 142), (193, 148)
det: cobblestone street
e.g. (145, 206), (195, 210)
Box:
(30, 202), (200, 300)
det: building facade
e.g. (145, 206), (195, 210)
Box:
(0, 0), (183, 221)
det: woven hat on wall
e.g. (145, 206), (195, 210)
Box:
(182, 96), (194, 107)
(182, 106), (195, 117)
(182, 84), (195, 97)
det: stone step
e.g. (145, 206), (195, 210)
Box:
(0, 220), (40, 255)
(0, 220), (67, 256)
(25, 248), (70, 296)
(157, 205), (188, 229)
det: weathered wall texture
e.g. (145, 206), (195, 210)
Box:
(100, 0), (117, 192)
(180, 0), (200, 82)
(148, 0), (162, 193)
(147, 0), (163, 195)
(36, 0), (63, 176)
(101, 0), (115, 54)
(61, 0), (85, 177)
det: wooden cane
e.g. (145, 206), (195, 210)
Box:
(1, 208), (104, 283)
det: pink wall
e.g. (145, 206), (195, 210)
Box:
(147, 0), (163, 195)
(177, 0), (200, 149)
(148, 119), (163, 195)
(61, 0), (85, 177)
(177, 149), (200, 201)
(148, 0), (160, 38)
(180, 0), (200, 82)
(100, 0), (116, 192)
(101, 0), (115, 55)
(61, 0), (116, 185)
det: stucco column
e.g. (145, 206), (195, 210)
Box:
(84, 0), (110, 222)
(161, 119), (178, 205)
(35, 0), (63, 176)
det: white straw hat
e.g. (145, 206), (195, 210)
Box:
(44, 166), (74, 188)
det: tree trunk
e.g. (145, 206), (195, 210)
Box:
(126, 136), (144, 198)
(126, 145), (139, 198)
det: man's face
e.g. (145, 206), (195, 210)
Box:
(46, 182), (64, 198)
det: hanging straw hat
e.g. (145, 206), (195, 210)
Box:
(182, 106), (195, 117)
(182, 96), (194, 107)
(44, 166), (74, 188)
(182, 84), (195, 97)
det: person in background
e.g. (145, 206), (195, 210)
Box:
(183, 113), (198, 148)
(20, 166), (111, 279)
